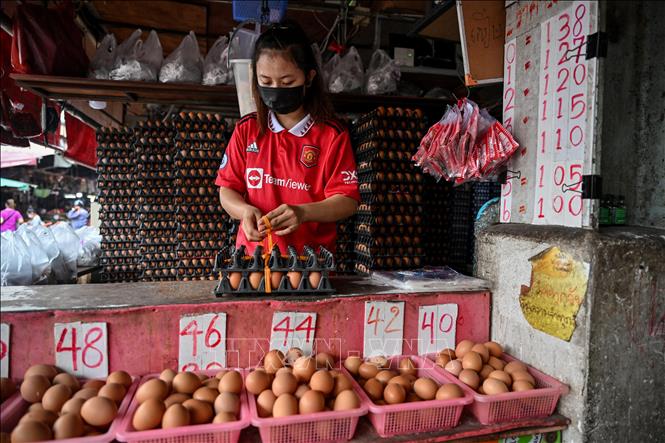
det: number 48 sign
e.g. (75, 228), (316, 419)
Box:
(54, 322), (108, 378)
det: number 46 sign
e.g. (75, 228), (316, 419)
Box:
(179, 313), (227, 372)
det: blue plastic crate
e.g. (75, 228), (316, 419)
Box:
(233, 0), (287, 23)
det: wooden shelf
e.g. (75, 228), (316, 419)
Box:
(12, 74), (452, 117)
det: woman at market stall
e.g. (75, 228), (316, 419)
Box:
(216, 22), (360, 254)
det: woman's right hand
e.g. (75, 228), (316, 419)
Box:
(241, 206), (265, 242)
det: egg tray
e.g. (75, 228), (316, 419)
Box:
(137, 196), (178, 205)
(101, 204), (140, 213)
(101, 271), (141, 282)
(175, 213), (228, 224)
(177, 256), (216, 266)
(100, 256), (141, 266)
(98, 188), (139, 197)
(101, 241), (140, 250)
(103, 234), (140, 243)
(104, 265), (142, 274)
(175, 148), (225, 159)
(213, 244), (336, 296)
(102, 250), (140, 260)
(175, 231), (228, 242)
(97, 197), (138, 206)
(354, 212), (424, 227)
(358, 192), (424, 207)
(176, 223), (227, 232)
(100, 227), (136, 237)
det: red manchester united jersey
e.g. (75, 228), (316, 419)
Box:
(216, 112), (360, 255)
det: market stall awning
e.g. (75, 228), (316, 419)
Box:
(0, 143), (56, 168)
(0, 177), (33, 190)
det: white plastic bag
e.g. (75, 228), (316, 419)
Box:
(1, 232), (33, 286)
(328, 47), (364, 93)
(203, 36), (231, 85)
(49, 222), (80, 282)
(110, 29), (163, 81)
(160, 31), (203, 84)
(322, 53), (339, 90)
(76, 226), (102, 267)
(89, 34), (117, 79)
(365, 49), (400, 95)
(16, 225), (51, 283)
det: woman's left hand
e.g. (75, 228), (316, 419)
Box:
(263, 204), (306, 236)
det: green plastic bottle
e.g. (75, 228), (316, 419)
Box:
(613, 195), (626, 225)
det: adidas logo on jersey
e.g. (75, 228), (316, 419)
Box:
(246, 141), (259, 153)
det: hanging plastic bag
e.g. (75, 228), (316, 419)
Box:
(76, 226), (102, 267)
(1, 232), (33, 286)
(160, 31), (203, 84)
(28, 223), (64, 282)
(89, 34), (117, 79)
(109, 29), (163, 81)
(328, 47), (364, 93)
(16, 225), (51, 283)
(322, 53), (340, 91)
(49, 222), (80, 281)
(202, 36), (231, 85)
(364, 49), (400, 95)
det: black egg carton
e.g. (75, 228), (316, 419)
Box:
(97, 197), (138, 205)
(100, 271), (141, 283)
(213, 244), (335, 296)
(177, 242), (226, 252)
(137, 196), (177, 205)
(176, 254), (216, 265)
(175, 148), (225, 160)
(101, 249), (139, 259)
(140, 244), (179, 255)
(176, 223), (227, 232)
(143, 252), (177, 261)
(100, 256), (140, 266)
(176, 130), (226, 142)
(100, 204), (140, 213)
(174, 211), (227, 221)
(100, 227), (136, 237)
(174, 175), (219, 185)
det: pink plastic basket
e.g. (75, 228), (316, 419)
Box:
(428, 353), (569, 424)
(247, 369), (368, 443)
(116, 372), (250, 443)
(0, 377), (139, 443)
(345, 355), (473, 437)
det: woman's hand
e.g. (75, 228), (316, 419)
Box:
(263, 204), (305, 236)
(241, 206), (265, 241)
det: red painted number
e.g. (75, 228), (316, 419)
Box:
(570, 93), (586, 119)
(0, 340), (6, 361)
(385, 306), (401, 333)
(295, 316), (315, 343)
(537, 197), (545, 218)
(573, 4), (586, 36)
(204, 314), (222, 348)
(557, 68), (569, 92)
(504, 88), (515, 112)
(180, 320), (203, 357)
(558, 13), (571, 41)
(421, 311), (435, 344)
(366, 305), (382, 336)
(273, 317), (293, 347)
(439, 314), (454, 334)
(56, 327), (81, 371)
(82, 327), (104, 369)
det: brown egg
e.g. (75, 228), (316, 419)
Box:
(256, 390), (277, 417)
(173, 372), (201, 394)
(462, 352), (483, 372)
(488, 370), (512, 386)
(512, 380), (535, 391)
(99, 383), (127, 404)
(10, 420), (52, 443)
(214, 392), (240, 415)
(81, 396), (118, 427)
(309, 370), (334, 395)
(333, 374), (353, 396)
(484, 341), (503, 358)
(132, 399), (166, 431)
(270, 271), (284, 289)
(333, 389), (360, 411)
(444, 360), (463, 377)
(384, 383), (406, 404)
(183, 399), (213, 424)
(218, 371), (243, 394)
(343, 356), (362, 375)
(159, 369), (177, 384)
(458, 370), (481, 390)
(471, 344), (490, 363)
(358, 363), (379, 379)
(488, 356), (506, 371)
(193, 387), (218, 403)
(213, 412), (237, 423)
(73, 388), (98, 401)
(41, 384), (72, 412)
(287, 271), (302, 289)
(482, 378), (509, 395)
(272, 393), (298, 417)
(436, 383), (464, 400)
(398, 358), (417, 377)
(162, 404), (190, 429)
(308, 272), (322, 289)
(299, 389), (325, 414)
(107, 371), (133, 388)
(455, 340), (475, 359)
(363, 378), (384, 401)
(53, 373), (80, 392)
(435, 354), (452, 367)
(228, 272), (242, 290)
(214, 370), (229, 380)
(249, 272), (263, 289)
(292, 357), (316, 382)
(18, 410), (57, 427)
(315, 352), (335, 369)
(375, 370), (396, 384)
(53, 413), (85, 439)
(511, 370), (535, 385)
(285, 347), (303, 365)
(83, 380), (106, 390)
(387, 375), (412, 392)
(20, 375), (51, 403)
(264, 350), (285, 374)
(479, 364), (495, 381)
(293, 384), (310, 400)
(202, 378), (220, 389)
(61, 397), (86, 415)
(164, 393), (191, 408)
(504, 361), (528, 375)
(272, 373), (298, 396)
(27, 403), (44, 412)
(413, 377), (438, 401)
(136, 378), (169, 403)
(24, 365), (57, 381)
(439, 348), (456, 360)
(276, 367), (293, 377)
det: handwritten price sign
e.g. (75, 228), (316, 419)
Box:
(270, 312), (317, 355)
(501, 38), (517, 223)
(417, 304), (458, 356)
(54, 322), (108, 378)
(1, 323), (9, 377)
(178, 313), (227, 372)
(363, 301), (405, 358)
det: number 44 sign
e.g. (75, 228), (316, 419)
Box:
(179, 313), (227, 372)
(55, 322), (108, 378)
(270, 312), (317, 355)
(417, 304), (458, 356)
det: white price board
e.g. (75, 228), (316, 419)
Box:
(363, 301), (405, 358)
(270, 312), (317, 355)
(54, 322), (108, 378)
(417, 304), (458, 356)
(178, 313), (227, 372)
(1, 323), (10, 377)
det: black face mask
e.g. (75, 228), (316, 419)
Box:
(258, 85), (305, 115)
